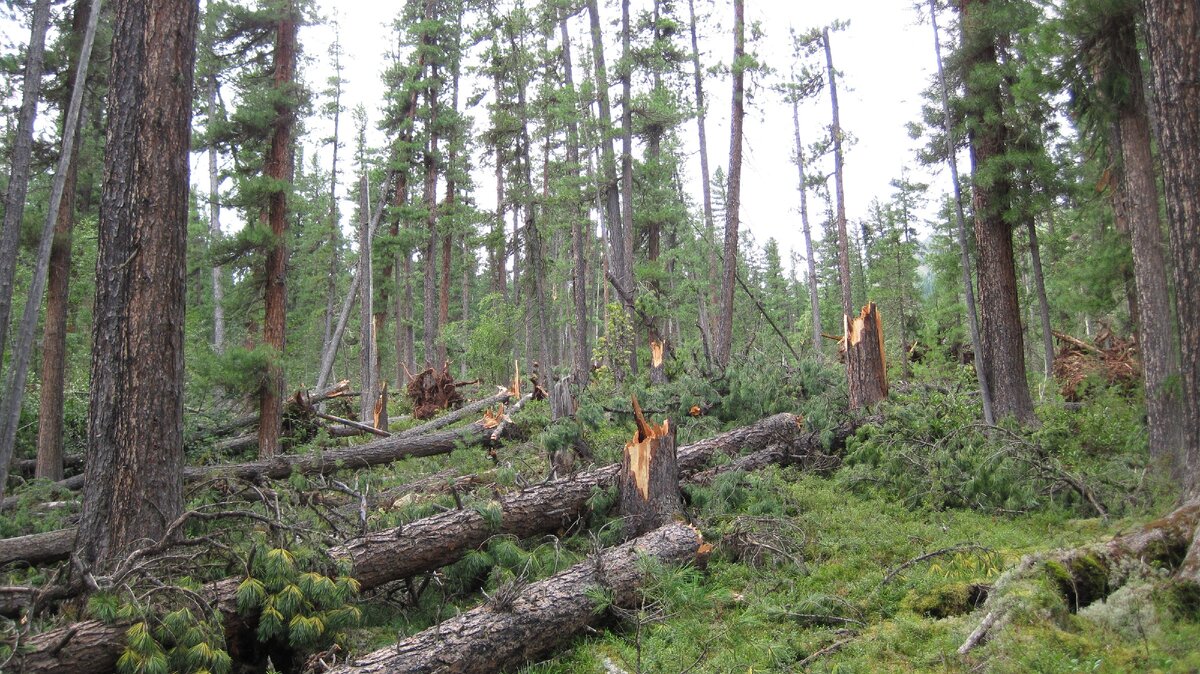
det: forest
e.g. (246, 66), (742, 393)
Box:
(0, 0), (1198, 671)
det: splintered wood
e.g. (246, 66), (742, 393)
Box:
(649, 338), (668, 385)
(619, 395), (681, 539)
(845, 302), (888, 410)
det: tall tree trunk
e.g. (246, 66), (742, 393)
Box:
(35, 0), (91, 482)
(322, 39), (343, 374)
(1026, 219), (1054, 377)
(207, 76), (226, 354)
(687, 0), (718, 314)
(0, 0), (100, 500)
(76, 0), (196, 567)
(715, 0), (745, 371)
(1142, 0), (1200, 496)
(1097, 18), (1187, 478)
(930, 0), (995, 425)
(560, 8), (590, 389)
(791, 96), (822, 353)
(423, 61), (441, 369)
(257, 3), (299, 458)
(358, 174), (376, 423)
(0, 0), (52, 366)
(619, 0), (638, 378)
(823, 27), (853, 320)
(960, 0), (1034, 424)
(460, 233), (470, 380)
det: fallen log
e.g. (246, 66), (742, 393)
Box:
(958, 499), (1200, 654)
(0, 527), (76, 568)
(392, 390), (511, 440)
(196, 380), (356, 439)
(326, 521), (706, 674)
(12, 454), (84, 477)
(0, 397), (532, 565)
(8, 412), (826, 674)
(331, 412), (807, 591)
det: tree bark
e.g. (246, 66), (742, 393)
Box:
(422, 64), (441, 369)
(0, 0), (52, 365)
(35, 0), (91, 482)
(257, 3), (299, 459)
(619, 400), (679, 538)
(715, 0), (745, 371)
(75, 0), (196, 569)
(1106, 8), (1188, 480)
(845, 302), (888, 409)
(326, 523), (704, 674)
(959, 0), (1034, 424)
(1026, 220), (1054, 377)
(929, 0), (995, 425)
(358, 173), (376, 424)
(207, 74), (225, 354)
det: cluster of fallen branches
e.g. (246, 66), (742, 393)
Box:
(5, 408), (852, 674)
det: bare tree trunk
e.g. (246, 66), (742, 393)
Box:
(321, 37), (343, 372)
(1142, 0), (1200, 496)
(358, 174), (375, 423)
(930, 0), (995, 425)
(0, 0), (52, 365)
(0, 0), (99, 500)
(206, 76), (226, 355)
(258, 4), (299, 458)
(1026, 219), (1054, 377)
(35, 0), (91, 483)
(619, 0), (638, 378)
(423, 62), (441, 369)
(715, 0), (745, 371)
(791, 96), (822, 353)
(823, 27), (853, 320)
(76, 0), (195, 567)
(687, 0), (719, 316)
(560, 9), (590, 389)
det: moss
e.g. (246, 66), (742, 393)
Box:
(901, 582), (989, 619)
(1046, 553), (1110, 611)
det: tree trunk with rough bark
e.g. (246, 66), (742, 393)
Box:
(845, 303), (888, 409)
(959, 0), (1034, 424)
(75, 0), (197, 569)
(257, 4), (299, 458)
(823, 27), (854, 321)
(619, 400), (679, 538)
(326, 523), (705, 674)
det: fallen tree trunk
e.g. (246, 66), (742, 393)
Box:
(0, 527), (75, 567)
(195, 380), (356, 440)
(958, 499), (1200, 655)
(0, 397), (531, 565)
(9, 412), (820, 673)
(326, 522), (706, 674)
(332, 412), (806, 591)
(12, 454), (84, 477)
(391, 390), (510, 440)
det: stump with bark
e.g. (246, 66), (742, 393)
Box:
(845, 302), (888, 410)
(618, 396), (680, 539)
(649, 338), (668, 385)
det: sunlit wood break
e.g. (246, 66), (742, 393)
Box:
(618, 394), (681, 539)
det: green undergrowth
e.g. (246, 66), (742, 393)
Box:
(521, 470), (1198, 673)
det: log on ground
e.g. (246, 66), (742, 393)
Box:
(327, 521), (706, 674)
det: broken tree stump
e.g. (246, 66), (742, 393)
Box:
(649, 338), (668, 385)
(619, 396), (680, 538)
(845, 302), (889, 410)
(325, 522), (706, 674)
